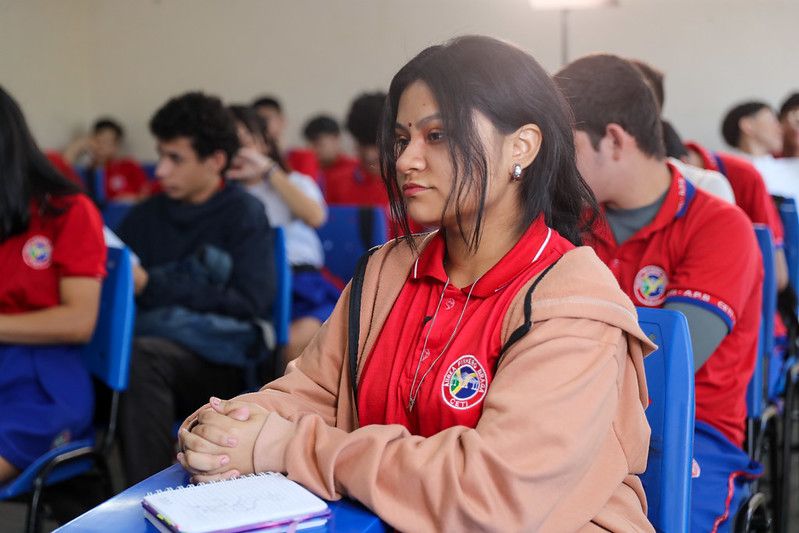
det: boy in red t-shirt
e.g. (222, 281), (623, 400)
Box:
(63, 117), (150, 202)
(324, 92), (389, 207)
(302, 115), (360, 195)
(556, 54), (763, 533)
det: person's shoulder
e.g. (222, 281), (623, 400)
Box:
(222, 183), (270, 221)
(521, 247), (650, 342)
(717, 151), (764, 183)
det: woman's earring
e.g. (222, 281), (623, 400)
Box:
(511, 163), (523, 181)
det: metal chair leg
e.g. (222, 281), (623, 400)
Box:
(781, 369), (798, 533)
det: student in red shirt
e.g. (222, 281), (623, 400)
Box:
(302, 115), (360, 194)
(555, 54), (763, 532)
(629, 58), (790, 291)
(177, 36), (656, 532)
(323, 92), (389, 207)
(63, 117), (150, 202)
(0, 86), (106, 482)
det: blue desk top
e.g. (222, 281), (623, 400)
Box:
(55, 464), (385, 533)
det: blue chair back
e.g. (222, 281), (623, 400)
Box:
(74, 165), (107, 205)
(83, 246), (135, 391)
(638, 307), (695, 533)
(317, 205), (388, 283)
(748, 225), (776, 419)
(778, 198), (799, 289)
(273, 227), (291, 347)
(102, 202), (134, 231)
(142, 161), (158, 181)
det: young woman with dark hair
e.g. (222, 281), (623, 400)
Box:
(0, 86), (106, 482)
(226, 104), (339, 362)
(179, 36), (655, 531)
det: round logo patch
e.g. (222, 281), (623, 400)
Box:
(22, 235), (53, 270)
(441, 355), (488, 410)
(634, 265), (668, 306)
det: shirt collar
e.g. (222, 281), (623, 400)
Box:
(593, 162), (695, 247)
(684, 141), (718, 171)
(411, 216), (554, 298)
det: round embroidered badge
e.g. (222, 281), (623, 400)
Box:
(22, 235), (53, 270)
(633, 265), (668, 306)
(441, 355), (488, 410)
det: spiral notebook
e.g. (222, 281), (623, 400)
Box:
(141, 472), (330, 533)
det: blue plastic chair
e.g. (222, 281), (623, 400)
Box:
(101, 202), (134, 231)
(747, 226), (776, 450)
(776, 198), (799, 530)
(316, 205), (388, 283)
(141, 161), (158, 181)
(637, 307), (695, 533)
(0, 246), (135, 533)
(272, 227), (291, 349)
(778, 198), (799, 289)
(74, 165), (107, 206)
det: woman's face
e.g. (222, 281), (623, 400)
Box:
(394, 80), (521, 231)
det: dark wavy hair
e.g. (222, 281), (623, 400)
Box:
(720, 101), (770, 148)
(347, 92), (386, 147)
(228, 104), (288, 172)
(0, 86), (81, 241)
(149, 92), (240, 172)
(379, 35), (597, 249)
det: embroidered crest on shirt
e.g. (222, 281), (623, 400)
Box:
(22, 235), (53, 270)
(441, 355), (488, 410)
(633, 265), (668, 306)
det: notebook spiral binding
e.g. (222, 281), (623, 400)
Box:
(144, 472), (278, 496)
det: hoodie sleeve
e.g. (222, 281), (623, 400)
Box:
(246, 316), (650, 533)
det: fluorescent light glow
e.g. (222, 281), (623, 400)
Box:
(528, 0), (617, 9)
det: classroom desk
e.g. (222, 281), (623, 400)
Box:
(55, 464), (386, 532)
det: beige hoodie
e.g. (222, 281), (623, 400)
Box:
(184, 235), (657, 532)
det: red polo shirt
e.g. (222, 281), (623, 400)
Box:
(0, 194), (106, 314)
(587, 164), (762, 447)
(104, 158), (149, 200)
(685, 141), (784, 247)
(324, 159), (388, 207)
(358, 217), (574, 436)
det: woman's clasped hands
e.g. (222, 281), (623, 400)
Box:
(177, 397), (268, 483)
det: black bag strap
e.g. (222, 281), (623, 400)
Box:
(358, 207), (376, 249)
(496, 258), (562, 371)
(348, 246), (379, 404)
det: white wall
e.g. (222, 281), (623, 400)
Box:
(0, 0), (93, 151)
(2, 0), (797, 159)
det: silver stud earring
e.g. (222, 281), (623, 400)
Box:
(511, 163), (523, 181)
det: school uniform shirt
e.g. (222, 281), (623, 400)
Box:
(324, 159), (388, 207)
(1, 194), (107, 313)
(183, 230), (657, 532)
(103, 158), (149, 200)
(588, 164), (763, 447)
(357, 217), (574, 436)
(286, 148), (321, 183)
(685, 141), (785, 247)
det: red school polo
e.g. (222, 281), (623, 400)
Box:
(104, 158), (150, 200)
(0, 194), (106, 314)
(588, 164), (763, 447)
(685, 141), (785, 247)
(324, 159), (388, 207)
(357, 217), (574, 437)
